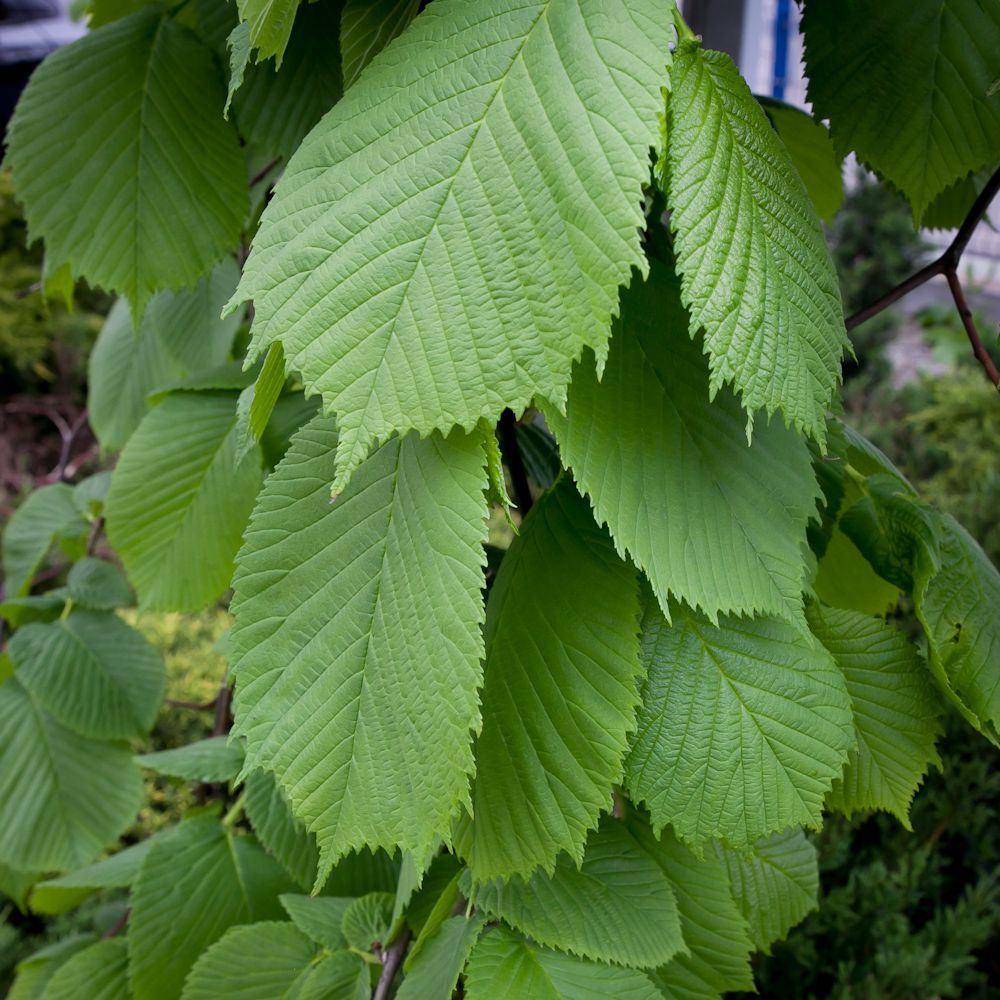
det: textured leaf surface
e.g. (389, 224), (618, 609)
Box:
(8, 936), (95, 1000)
(630, 822), (754, 1000)
(232, 0), (670, 492)
(0, 680), (142, 872)
(279, 894), (351, 951)
(468, 820), (683, 970)
(45, 938), (129, 1000)
(802, 0), (1000, 217)
(549, 262), (819, 625)
(808, 604), (942, 825)
(136, 737), (244, 783)
(106, 393), (263, 612)
(342, 892), (394, 951)
(625, 594), (854, 849)
(10, 611), (163, 740)
(457, 481), (641, 880)
(65, 559), (133, 611)
(717, 828), (818, 953)
(237, 0), (300, 66)
(129, 815), (293, 1000)
(465, 927), (662, 1000)
(396, 914), (487, 1000)
(665, 41), (846, 439)
(87, 261), (241, 451)
(341, 0), (420, 88)
(244, 769), (319, 890)
(231, 415), (488, 877)
(5, 8), (247, 320)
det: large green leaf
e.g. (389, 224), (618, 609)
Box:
(548, 262), (819, 626)
(45, 938), (130, 1000)
(808, 604), (942, 826)
(624, 594), (854, 849)
(136, 737), (244, 783)
(231, 0), (670, 493)
(87, 260), (241, 451)
(456, 482), (641, 881)
(396, 913), (487, 1000)
(0, 680), (142, 872)
(664, 40), (846, 441)
(105, 392), (263, 612)
(128, 814), (294, 1000)
(244, 769), (319, 890)
(230, 414), (488, 878)
(4, 8), (247, 321)
(467, 819), (683, 970)
(802, 0), (1000, 218)
(340, 0), (420, 88)
(629, 821), (754, 1000)
(464, 927), (662, 1000)
(717, 828), (819, 953)
(10, 611), (164, 740)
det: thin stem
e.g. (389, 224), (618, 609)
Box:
(250, 158), (281, 189)
(945, 270), (1000, 386)
(102, 907), (130, 939)
(221, 790), (247, 831)
(498, 410), (533, 516)
(373, 928), (412, 1000)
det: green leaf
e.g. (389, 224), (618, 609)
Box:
(464, 927), (662, 1000)
(106, 392), (263, 612)
(664, 40), (847, 441)
(628, 821), (754, 1000)
(8, 936), (96, 1000)
(808, 604), (942, 826)
(236, 0), (301, 67)
(340, 0), (420, 89)
(717, 828), (819, 953)
(87, 261), (241, 451)
(225, 22), (252, 118)
(9, 610), (164, 739)
(548, 261), (820, 626)
(802, 0), (1000, 218)
(244, 768), (319, 890)
(467, 819), (683, 970)
(279, 894), (351, 951)
(136, 737), (245, 784)
(624, 594), (854, 850)
(922, 165), (997, 229)
(45, 938), (130, 1000)
(0, 863), (39, 912)
(342, 891), (394, 951)
(456, 481), (641, 881)
(2, 483), (85, 597)
(757, 96), (844, 223)
(0, 591), (69, 629)
(231, 415), (488, 879)
(129, 814), (294, 1000)
(235, 343), (286, 465)
(259, 394), (321, 469)
(65, 559), (133, 611)
(180, 921), (368, 1000)
(813, 524), (901, 617)
(232, 0), (670, 493)
(0, 679), (142, 872)
(5, 8), (248, 321)
(396, 914), (487, 1000)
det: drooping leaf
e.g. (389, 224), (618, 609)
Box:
(808, 604), (942, 826)
(105, 392), (263, 612)
(45, 938), (130, 1000)
(231, 415), (488, 878)
(279, 894), (351, 951)
(0, 680), (142, 872)
(10, 611), (164, 740)
(456, 481), (641, 881)
(236, 0), (301, 67)
(235, 343), (286, 465)
(5, 7), (248, 321)
(87, 260), (241, 451)
(624, 593), (854, 850)
(802, 0), (1000, 218)
(231, 0), (671, 493)
(548, 261), (820, 626)
(717, 828), (819, 953)
(467, 819), (683, 970)
(136, 737), (245, 784)
(340, 0), (420, 89)
(922, 165), (997, 230)
(396, 914), (487, 1000)
(664, 40), (847, 441)
(464, 927), (662, 1000)
(225, 21), (252, 117)
(65, 559), (133, 611)
(128, 814), (294, 1000)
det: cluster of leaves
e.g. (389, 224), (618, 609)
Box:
(1, 0), (1000, 997)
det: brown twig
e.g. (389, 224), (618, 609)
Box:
(498, 409), (534, 515)
(249, 158), (281, 189)
(102, 907), (130, 939)
(845, 165), (1000, 387)
(374, 928), (413, 1000)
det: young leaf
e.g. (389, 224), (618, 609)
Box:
(65, 559), (133, 611)
(234, 343), (286, 465)
(0, 680), (142, 872)
(224, 22), (252, 117)
(105, 393), (263, 612)
(231, 0), (671, 493)
(456, 481), (642, 881)
(802, 0), (1000, 218)
(467, 819), (683, 970)
(340, 0), (421, 88)
(342, 892), (395, 951)
(664, 40), (847, 441)
(279, 895), (351, 951)
(45, 938), (130, 1000)
(10, 610), (164, 740)
(236, 0), (301, 67)
(464, 927), (662, 1000)
(717, 828), (819, 953)
(548, 261), (820, 626)
(136, 737), (245, 784)
(396, 914), (487, 1000)
(4, 8), (248, 321)
(624, 594), (854, 850)
(808, 604), (942, 827)
(230, 415), (488, 878)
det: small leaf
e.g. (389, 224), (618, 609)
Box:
(342, 892), (395, 952)
(45, 938), (130, 1000)
(66, 559), (133, 611)
(279, 894), (351, 951)
(136, 737), (245, 784)
(396, 914), (487, 1000)
(236, 0), (301, 67)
